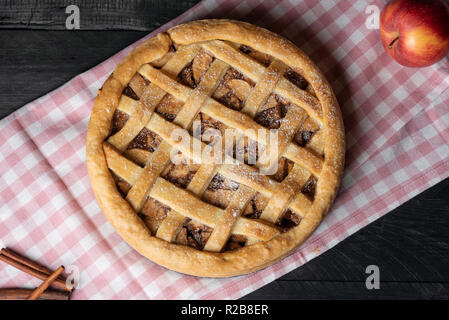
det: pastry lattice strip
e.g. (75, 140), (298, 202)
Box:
(110, 109), (314, 216)
(105, 39), (322, 251)
(115, 43), (316, 245)
(106, 44), (280, 250)
(201, 40), (323, 123)
(111, 42), (324, 177)
(103, 144), (280, 243)
(137, 67), (324, 176)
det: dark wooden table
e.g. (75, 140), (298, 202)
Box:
(1, 1), (448, 300)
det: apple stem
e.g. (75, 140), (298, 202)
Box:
(388, 36), (399, 49)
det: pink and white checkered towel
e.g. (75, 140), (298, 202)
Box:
(1, 0), (448, 299)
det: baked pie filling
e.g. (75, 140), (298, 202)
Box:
(87, 20), (345, 277)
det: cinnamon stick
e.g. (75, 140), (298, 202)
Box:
(1, 248), (62, 279)
(0, 251), (71, 292)
(27, 265), (65, 300)
(0, 288), (70, 300)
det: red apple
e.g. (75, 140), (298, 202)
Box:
(380, 0), (449, 67)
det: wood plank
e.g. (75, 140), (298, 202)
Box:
(0, 0), (200, 30)
(243, 280), (449, 299)
(243, 178), (449, 299)
(0, 30), (147, 119)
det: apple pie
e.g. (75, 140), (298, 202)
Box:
(86, 19), (345, 277)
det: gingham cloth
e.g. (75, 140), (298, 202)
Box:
(1, 0), (448, 299)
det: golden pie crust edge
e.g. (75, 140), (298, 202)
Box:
(86, 19), (345, 277)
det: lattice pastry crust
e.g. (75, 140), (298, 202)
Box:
(86, 20), (345, 277)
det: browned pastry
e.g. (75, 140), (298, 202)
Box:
(86, 19), (345, 277)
